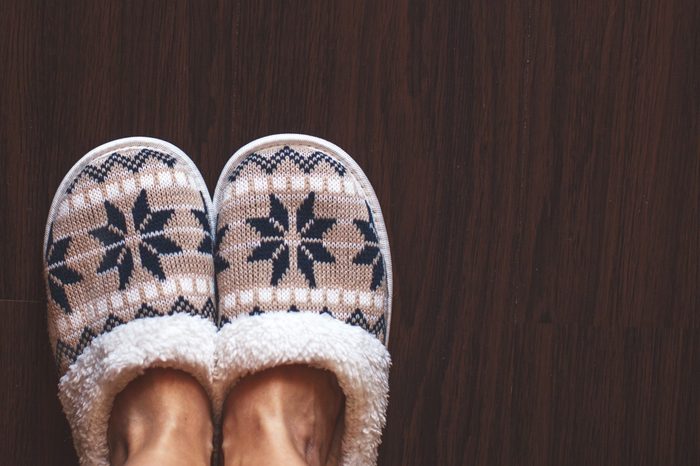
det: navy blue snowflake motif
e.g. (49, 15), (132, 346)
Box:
(45, 224), (83, 313)
(246, 194), (290, 285)
(352, 202), (385, 290)
(295, 192), (336, 287)
(247, 193), (336, 287)
(190, 192), (213, 254)
(214, 223), (231, 273)
(90, 189), (182, 289)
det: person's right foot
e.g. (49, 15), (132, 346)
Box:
(221, 364), (345, 466)
(213, 135), (393, 465)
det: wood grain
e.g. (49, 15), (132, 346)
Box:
(0, 1), (698, 464)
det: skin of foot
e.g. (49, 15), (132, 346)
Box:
(107, 368), (214, 466)
(221, 364), (345, 466)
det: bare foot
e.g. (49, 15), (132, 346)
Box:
(221, 364), (345, 466)
(108, 368), (213, 466)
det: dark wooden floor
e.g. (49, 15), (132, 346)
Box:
(1, 1), (698, 465)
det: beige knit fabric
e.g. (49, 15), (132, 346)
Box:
(215, 143), (388, 343)
(44, 144), (216, 375)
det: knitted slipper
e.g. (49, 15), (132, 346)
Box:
(213, 134), (393, 465)
(44, 137), (217, 465)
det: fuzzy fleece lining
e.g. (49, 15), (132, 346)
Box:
(215, 311), (391, 466)
(58, 314), (218, 466)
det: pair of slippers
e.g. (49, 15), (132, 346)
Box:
(43, 135), (393, 465)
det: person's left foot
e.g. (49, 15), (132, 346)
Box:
(108, 368), (214, 466)
(44, 137), (218, 465)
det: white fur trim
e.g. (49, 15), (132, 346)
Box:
(215, 312), (391, 466)
(58, 314), (217, 466)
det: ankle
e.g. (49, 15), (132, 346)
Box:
(221, 409), (311, 466)
(113, 414), (212, 457)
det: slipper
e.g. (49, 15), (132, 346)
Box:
(44, 137), (218, 465)
(213, 134), (393, 465)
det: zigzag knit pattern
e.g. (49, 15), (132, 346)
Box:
(67, 149), (176, 192)
(54, 297), (215, 367)
(227, 146), (346, 181)
(216, 144), (388, 343)
(45, 144), (215, 375)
